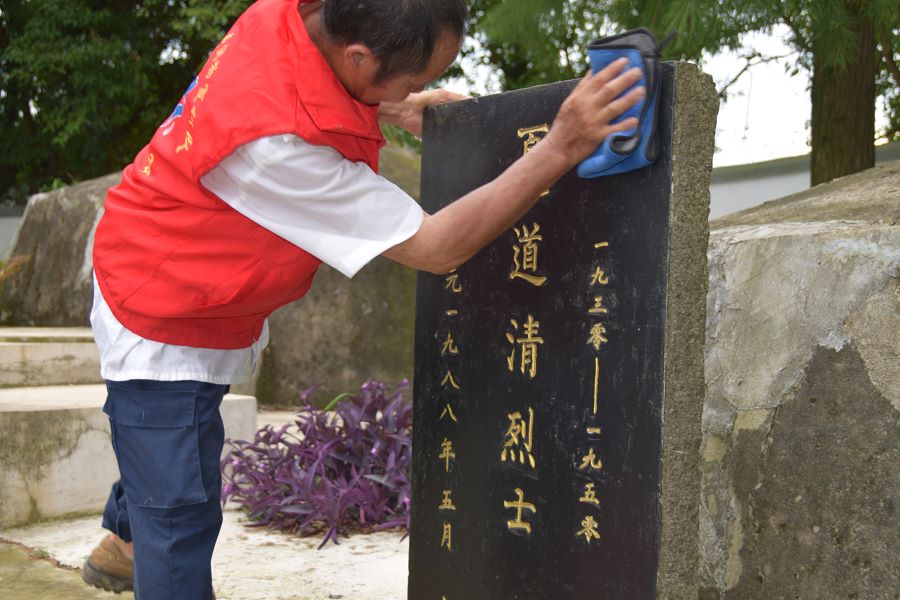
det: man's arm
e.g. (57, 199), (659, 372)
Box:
(383, 59), (645, 274)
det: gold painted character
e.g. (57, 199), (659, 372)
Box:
(503, 487), (537, 534)
(501, 407), (536, 469)
(440, 403), (458, 423)
(516, 124), (551, 196)
(505, 315), (544, 378)
(439, 438), (456, 472)
(577, 515), (601, 543)
(441, 370), (461, 390)
(441, 332), (459, 355)
(579, 483), (600, 506)
(588, 295), (609, 315)
(444, 269), (463, 293)
(441, 522), (452, 551)
(509, 223), (547, 286)
(439, 490), (456, 511)
(587, 323), (608, 351)
(578, 447), (603, 471)
(589, 266), (609, 286)
(516, 124), (550, 155)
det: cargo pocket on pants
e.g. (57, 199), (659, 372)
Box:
(104, 384), (208, 509)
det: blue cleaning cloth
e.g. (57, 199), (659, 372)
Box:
(577, 29), (674, 178)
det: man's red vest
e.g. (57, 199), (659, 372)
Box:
(93, 0), (385, 349)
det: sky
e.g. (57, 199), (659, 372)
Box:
(446, 25), (891, 169)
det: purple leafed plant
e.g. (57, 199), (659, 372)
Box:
(221, 379), (413, 548)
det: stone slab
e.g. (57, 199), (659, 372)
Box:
(0, 328), (101, 388)
(0, 385), (257, 528)
(409, 62), (715, 599)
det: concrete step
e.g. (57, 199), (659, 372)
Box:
(0, 328), (101, 388)
(0, 384), (257, 529)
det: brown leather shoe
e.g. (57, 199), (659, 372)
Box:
(81, 535), (133, 593)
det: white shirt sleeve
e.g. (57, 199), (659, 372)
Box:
(200, 134), (424, 278)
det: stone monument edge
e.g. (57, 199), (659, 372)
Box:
(656, 61), (717, 600)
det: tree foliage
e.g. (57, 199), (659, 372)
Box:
(0, 0), (251, 204)
(465, 0), (900, 181)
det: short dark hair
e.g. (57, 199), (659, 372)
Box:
(322, 0), (467, 82)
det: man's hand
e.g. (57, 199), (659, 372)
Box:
(378, 89), (469, 137)
(383, 61), (645, 274)
(544, 59), (645, 165)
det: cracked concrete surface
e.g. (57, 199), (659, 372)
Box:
(700, 208), (899, 598)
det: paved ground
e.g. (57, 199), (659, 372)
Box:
(1, 508), (409, 599)
(0, 541), (129, 600)
(0, 410), (411, 599)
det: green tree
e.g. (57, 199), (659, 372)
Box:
(0, 0), (250, 204)
(466, 0), (900, 185)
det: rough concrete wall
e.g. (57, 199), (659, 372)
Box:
(256, 256), (416, 404)
(656, 62), (717, 600)
(701, 215), (899, 598)
(0, 407), (116, 527)
(0, 174), (116, 325)
(0, 145), (422, 405)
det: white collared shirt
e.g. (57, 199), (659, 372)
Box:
(92, 134), (424, 383)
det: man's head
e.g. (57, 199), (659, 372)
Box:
(318, 0), (467, 104)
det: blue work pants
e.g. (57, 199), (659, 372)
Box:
(101, 379), (227, 600)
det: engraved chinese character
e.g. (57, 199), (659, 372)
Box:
(501, 407), (536, 469)
(509, 223), (547, 287)
(503, 488), (537, 534)
(579, 483), (600, 506)
(577, 515), (601, 543)
(215, 44), (230, 59)
(441, 522), (453, 550)
(444, 269), (462, 292)
(587, 323), (608, 351)
(505, 315), (544, 378)
(441, 370), (461, 390)
(439, 490), (456, 511)
(578, 447), (603, 471)
(516, 124), (550, 155)
(441, 332), (459, 355)
(591, 357), (601, 414)
(440, 403), (458, 423)
(439, 438), (456, 472)
(189, 105), (197, 128)
(589, 267), (609, 286)
(586, 426), (602, 435)
(516, 125), (551, 196)
(195, 84), (209, 102)
(588, 295), (608, 315)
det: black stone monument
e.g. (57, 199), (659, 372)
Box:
(409, 63), (713, 600)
